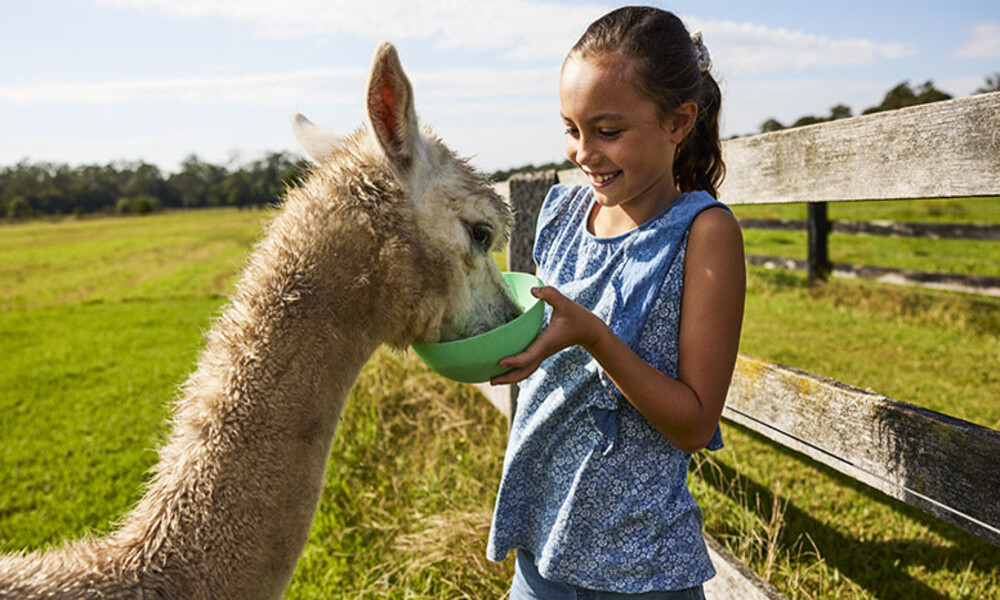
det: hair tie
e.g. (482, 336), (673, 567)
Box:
(690, 31), (712, 74)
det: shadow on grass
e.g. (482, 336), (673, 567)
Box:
(694, 424), (1000, 599)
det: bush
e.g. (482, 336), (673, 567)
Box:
(5, 195), (32, 220)
(115, 195), (162, 215)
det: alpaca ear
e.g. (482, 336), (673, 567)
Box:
(365, 42), (422, 172)
(291, 113), (345, 164)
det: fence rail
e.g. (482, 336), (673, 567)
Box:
(481, 91), (1000, 599)
(741, 218), (1000, 241)
(739, 214), (1000, 295)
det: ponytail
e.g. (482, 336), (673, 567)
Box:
(675, 71), (725, 198)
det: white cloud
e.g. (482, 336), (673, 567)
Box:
(0, 68), (364, 106)
(0, 64), (560, 112)
(95, 0), (911, 71)
(686, 17), (913, 73)
(952, 23), (1000, 59)
(96, 0), (607, 61)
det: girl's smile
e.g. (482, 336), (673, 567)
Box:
(583, 169), (621, 186)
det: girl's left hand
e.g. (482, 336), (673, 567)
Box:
(489, 286), (605, 386)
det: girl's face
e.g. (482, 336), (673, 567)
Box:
(560, 54), (693, 222)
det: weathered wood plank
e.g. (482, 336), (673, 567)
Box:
(724, 355), (1000, 545)
(508, 171), (559, 274)
(704, 535), (787, 600)
(719, 92), (1000, 205)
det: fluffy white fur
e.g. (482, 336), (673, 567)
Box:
(0, 42), (518, 599)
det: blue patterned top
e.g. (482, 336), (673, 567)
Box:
(487, 184), (726, 592)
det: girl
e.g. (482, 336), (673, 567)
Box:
(487, 6), (746, 599)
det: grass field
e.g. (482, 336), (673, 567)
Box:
(2, 206), (998, 598)
(731, 198), (1000, 278)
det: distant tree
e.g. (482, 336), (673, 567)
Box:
(6, 195), (32, 220)
(760, 103), (851, 134)
(914, 81), (951, 104)
(489, 159), (573, 182)
(0, 153), (315, 219)
(124, 162), (168, 201)
(220, 170), (254, 207)
(115, 194), (162, 215)
(168, 155), (228, 208)
(791, 115), (825, 128)
(759, 118), (785, 133)
(975, 73), (1000, 94)
(862, 80), (951, 115)
(829, 104), (852, 121)
(866, 81), (917, 113)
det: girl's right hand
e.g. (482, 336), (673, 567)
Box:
(489, 286), (606, 386)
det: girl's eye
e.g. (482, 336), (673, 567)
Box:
(469, 224), (492, 252)
(564, 126), (580, 137)
(599, 129), (621, 138)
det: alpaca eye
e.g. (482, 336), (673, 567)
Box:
(468, 224), (493, 252)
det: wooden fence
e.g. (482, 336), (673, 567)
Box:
(740, 211), (1000, 295)
(477, 91), (1000, 599)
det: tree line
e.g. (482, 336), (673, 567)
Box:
(757, 74), (1000, 134)
(0, 152), (310, 220)
(5, 75), (998, 217)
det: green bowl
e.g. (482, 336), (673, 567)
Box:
(411, 272), (544, 383)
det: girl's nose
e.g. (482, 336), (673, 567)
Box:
(572, 135), (601, 166)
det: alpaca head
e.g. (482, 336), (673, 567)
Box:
(292, 42), (521, 346)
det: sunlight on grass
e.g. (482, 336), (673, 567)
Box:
(2, 207), (999, 598)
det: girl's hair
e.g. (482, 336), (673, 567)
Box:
(569, 6), (725, 198)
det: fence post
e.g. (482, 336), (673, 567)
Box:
(807, 201), (832, 284)
(476, 170), (559, 421)
(508, 170), (559, 274)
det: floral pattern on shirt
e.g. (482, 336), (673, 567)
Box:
(487, 184), (726, 593)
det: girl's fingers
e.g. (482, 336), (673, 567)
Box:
(532, 285), (566, 307)
(490, 285), (587, 385)
(491, 360), (540, 386)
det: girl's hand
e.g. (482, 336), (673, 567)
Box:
(489, 286), (606, 386)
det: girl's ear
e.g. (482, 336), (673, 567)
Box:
(668, 101), (699, 144)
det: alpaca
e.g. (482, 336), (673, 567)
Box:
(0, 42), (520, 599)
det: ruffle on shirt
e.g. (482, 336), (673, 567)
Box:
(588, 355), (722, 454)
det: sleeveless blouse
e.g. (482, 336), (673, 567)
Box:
(487, 184), (726, 593)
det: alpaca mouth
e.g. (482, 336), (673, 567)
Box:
(438, 292), (523, 343)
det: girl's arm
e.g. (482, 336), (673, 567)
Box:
(491, 207), (745, 454)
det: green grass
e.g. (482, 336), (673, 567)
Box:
(0, 209), (268, 311)
(732, 198), (1000, 279)
(0, 298), (225, 547)
(1, 209), (266, 549)
(741, 229), (999, 278)
(740, 269), (1000, 429)
(0, 209), (516, 598)
(2, 207), (999, 598)
(285, 348), (514, 598)
(689, 267), (1000, 598)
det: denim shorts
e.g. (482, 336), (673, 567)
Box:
(510, 549), (707, 600)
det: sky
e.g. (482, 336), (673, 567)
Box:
(2, 0), (998, 175)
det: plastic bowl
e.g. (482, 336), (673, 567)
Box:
(411, 272), (544, 383)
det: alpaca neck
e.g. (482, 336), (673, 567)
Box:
(114, 199), (386, 598)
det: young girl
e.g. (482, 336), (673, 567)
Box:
(487, 6), (745, 599)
